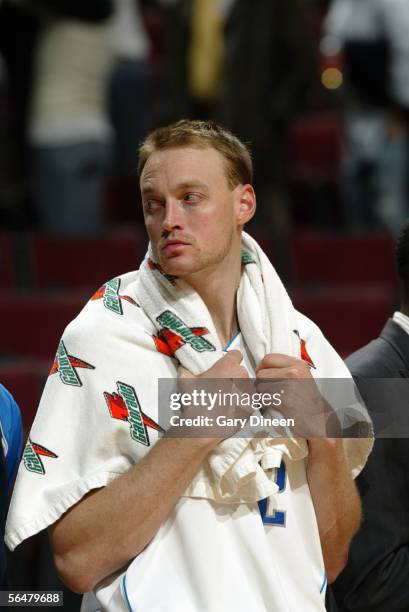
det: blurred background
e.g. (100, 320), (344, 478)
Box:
(0, 0), (405, 608)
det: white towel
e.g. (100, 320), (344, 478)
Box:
(136, 231), (362, 503)
(5, 232), (373, 550)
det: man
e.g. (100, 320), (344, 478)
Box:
(332, 220), (409, 611)
(0, 384), (23, 588)
(0, 439), (6, 590)
(0, 0), (114, 233)
(324, 0), (409, 234)
(0, 385), (23, 493)
(6, 120), (371, 611)
(0, 0), (113, 229)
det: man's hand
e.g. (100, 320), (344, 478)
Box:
(178, 350), (249, 380)
(256, 353), (310, 380)
(176, 351), (251, 440)
(255, 353), (337, 437)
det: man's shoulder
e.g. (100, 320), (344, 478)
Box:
(0, 385), (18, 415)
(0, 386), (23, 488)
(0, 386), (22, 447)
(294, 309), (322, 338)
(346, 321), (407, 378)
(293, 310), (351, 377)
(64, 270), (153, 342)
(346, 338), (388, 378)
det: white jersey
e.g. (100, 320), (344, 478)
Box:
(84, 332), (326, 611)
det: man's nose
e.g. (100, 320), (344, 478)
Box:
(162, 198), (183, 232)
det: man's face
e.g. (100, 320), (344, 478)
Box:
(140, 146), (246, 278)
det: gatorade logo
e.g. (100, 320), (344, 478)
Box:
(153, 326), (211, 357)
(104, 382), (164, 446)
(50, 341), (95, 387)
(241, 248), (256, 265)
(91, 277), (138, 315)
(23, 439), (58, 475)
(156, 311), (216, 354)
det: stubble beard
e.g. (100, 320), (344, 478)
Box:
(158, 229), (237, 279)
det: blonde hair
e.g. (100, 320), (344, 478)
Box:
(138, 119), (253, 189)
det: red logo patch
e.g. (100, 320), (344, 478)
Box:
(50, 354), (94, 376)
(293, 330), (316, 369)
(31, 442), (58, 459)
(23, 439), (58, 475)
(153, 327), (209, 357)
(104, 392), (164, 433)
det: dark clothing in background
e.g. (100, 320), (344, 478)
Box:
(343, 40), (391, 110)
(219, 0), (315, 189)
(28, 0), (112, 21)
(221, 0), (316, 278)
(163, 0), (316, 279)
(164, 0), (316, 190)
(326, 586), (340, 612)
(332, 319), (409, 611)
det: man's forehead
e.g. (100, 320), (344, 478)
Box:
(140, 146), (228, 187)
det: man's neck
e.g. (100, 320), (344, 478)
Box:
(183, 254), (242, 347)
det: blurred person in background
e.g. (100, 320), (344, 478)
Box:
(107, 0), (151, 223)
(218, 0), (316, 276)
(162, 0), (317, 277)
(0, 1), (38, 227)
(0, 51), (26, 228)
(330, 219), (409, 611)
(109, 0), (151, 177)
(0, 437), (6, 589)
(324, 0), (409, 235)
(0, 385), (23, 589)
(0, 0), (114, 234)
(159, 0), (231, 120)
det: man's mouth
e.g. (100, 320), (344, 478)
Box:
(161, 240), (190, 251)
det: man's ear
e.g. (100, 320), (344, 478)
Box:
(235, 184), (256, 226)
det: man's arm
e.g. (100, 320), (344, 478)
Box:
(307, 439), (361, 584)
(49, 435), (217, 594)
(49, 350), (246, 594)
(256, 353), (362, 584)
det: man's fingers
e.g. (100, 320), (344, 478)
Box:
(223, 350), (248, 378)
(256, 353), (302, 373)
(256, 363), (312, 380)
(256, 366), (301, 380)
(179, 351), (244, 380)
(178, 365), (193, 379)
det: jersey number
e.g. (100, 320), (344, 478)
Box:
(258, 460), (286, 526)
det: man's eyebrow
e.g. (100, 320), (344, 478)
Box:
(174, 180), (209, 191)
(141, 184), (159, 196)
(141, 180), (209, 196)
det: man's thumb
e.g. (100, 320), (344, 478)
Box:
(223, 349), (243, 363)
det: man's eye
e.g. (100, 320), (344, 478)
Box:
(144, 200), (160, 212)
(184, 193), (200, 203)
